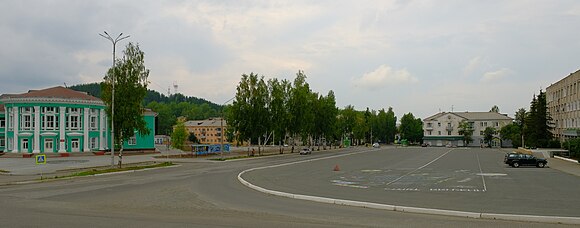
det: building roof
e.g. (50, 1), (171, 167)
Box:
(184, 118), (227, 128)
(424, 112), (512, 121)
(2, 86), (101, 101)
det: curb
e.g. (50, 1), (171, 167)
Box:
(237, 149), (580, 225)
(2, 164), (180, 186)
(554, 155), (579, 164)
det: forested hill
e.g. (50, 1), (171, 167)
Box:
(69, 83), (220, 109)
(69, 82), (223, 135)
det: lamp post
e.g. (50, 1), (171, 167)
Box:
(220, 97), (235, 160)
(99, 31), (130, 167)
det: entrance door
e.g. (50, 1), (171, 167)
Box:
(71, 139), (80, 152)
(44, 139), (54, 152)
(21, 139), (29, 152)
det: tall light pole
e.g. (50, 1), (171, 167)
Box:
(220, 97), (235, 160)
(99, 31), (130, 167)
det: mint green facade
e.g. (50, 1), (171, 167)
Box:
(1, 87), (156, 154)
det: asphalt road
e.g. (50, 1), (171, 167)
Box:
(245, 147), (580, 217)
(0, 147), (577, 227)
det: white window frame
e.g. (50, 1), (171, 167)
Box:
(42, 107), (56, 114)
(8, 110), (13, 130)
(71, 138), (80, 152)
(90, 137), (97, 149)
(0, 119), (4, 128)
(7, 138), (13, 150)
(21, 138), (29, 151)
(42, 115), (57, 130)
(21, 114), (33, 130)
(90, 116), (97, 130)
(0, 138), (5, 147)
(44, 138), (54, 151)
(68, 115), (80, 130)
(128, 136), (137, 145)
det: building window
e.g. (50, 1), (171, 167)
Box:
(495, 122), (499, 127)
(438, 123), (441, 127)
(484, 122), (488, 127)
(448, 131), (452, 135)
(428, 131), (432, 135)
(0, 119), (4, 128)
(128, 137), (137, 145)
(480, 131), (484, 136)
(90, 116), (97, 130)
(42, 107), (56, 114)
(42, 115), (57, 130)
(90, 137), (98, 149)
(8, 110), (13, 130)
(67, 115), (80, 130)
(438, 131), (441, 135)
(0, 138), (4, 147)
(21, 114), (33, 130)
(7, 138), (13, 150)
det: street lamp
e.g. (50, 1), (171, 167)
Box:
(220, 97), (235, 160)
(100, 31), (130, 167)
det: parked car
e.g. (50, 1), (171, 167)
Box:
(299, 148), (312, 155)
(372, 143), (380, 148)
(421, 143), (430, 147)
(504, 153), (547, 168)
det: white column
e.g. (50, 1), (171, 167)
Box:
(58, 107), (66, 153)
(99, 109), (105, 150)
(83, 108), (90, 152)
(12, 107), (19, 153)
(33, 106), (40, 153)
(3, 108), (7, 153)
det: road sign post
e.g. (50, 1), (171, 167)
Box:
(36, 154), (46, 179)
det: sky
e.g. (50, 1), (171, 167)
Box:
(1, 0), (579, 120)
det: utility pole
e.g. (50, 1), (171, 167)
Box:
(220, 97), (235, 160)
(99, 31), (130, 167)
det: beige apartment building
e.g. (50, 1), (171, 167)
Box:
(184, 118), (227, 145)
(546, 69), (580, 141)
(423, 111), (513, 147)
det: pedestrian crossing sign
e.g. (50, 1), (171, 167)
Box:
(36, 154), (46, 165)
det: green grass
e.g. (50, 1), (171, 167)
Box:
(56, 162), (174, 179)
(0, 169), (9, 174)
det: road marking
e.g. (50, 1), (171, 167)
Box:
(474, 150), (487, 192)
(477, 173), (507, 177)
(385, 149), (454, 186)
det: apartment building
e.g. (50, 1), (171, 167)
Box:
(546, 69), (580, 141)
(184, 118), (227, 145)
(423, 111), (513, 147)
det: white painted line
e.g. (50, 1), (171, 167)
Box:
(237, 148), (580, 225)
(474, 150), (487, 192)
(385, 148), (454, 186)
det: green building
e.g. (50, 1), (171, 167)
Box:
(0, 86), (156, 154)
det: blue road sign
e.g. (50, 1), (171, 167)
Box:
(36, 154), (46, 165)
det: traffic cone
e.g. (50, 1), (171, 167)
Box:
(333, 164), (340, 171)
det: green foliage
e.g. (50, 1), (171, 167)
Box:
(101, 42), (150, 146)
(399, 113), (423, 143)
(188, 132), (199, 144)
(524, 90), (553, 148)
(458, 120), (474, 146)
(171, 120), (188, 150)
(500, 123), (521, 148)
(489, 105), (500, 113)
(483, 127), (496, 146)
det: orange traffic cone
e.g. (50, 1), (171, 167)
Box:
(333, 164), (340, 171)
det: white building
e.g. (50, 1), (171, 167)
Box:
(423, 112), (513, 147)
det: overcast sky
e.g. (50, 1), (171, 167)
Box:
(1, 1), (579, 119)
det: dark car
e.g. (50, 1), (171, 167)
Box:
(504, 153), (547, 168)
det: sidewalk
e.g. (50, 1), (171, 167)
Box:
(548, 156), (580, 177)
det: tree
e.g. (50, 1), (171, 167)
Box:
(483, 127), (496, 147)
(399, 113), (423, 143)
(385, 107), (397, 143)
(524, 90), (553, 148)
(500, 123), (521, 148)
(188, 132), (199, 144)
(171, 120), (187, 150)
(490, 105), (500, 113)
(101, 42), (150, 167)
(458, 120), (473, 146)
